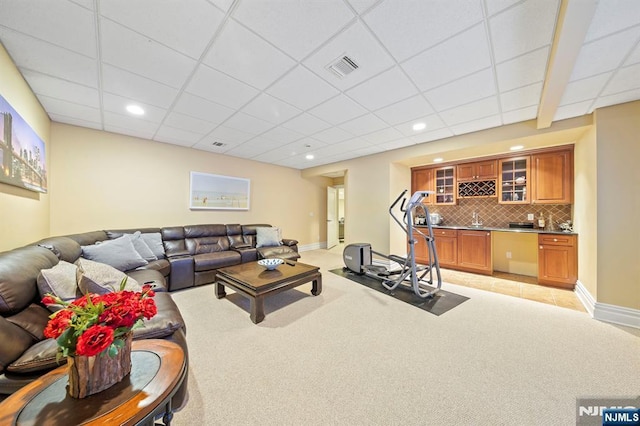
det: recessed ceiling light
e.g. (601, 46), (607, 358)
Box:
(412, 122), (427, 131)
(126, 104), (145, 115)
(510, 145), (524, 151)
(305, 154), (315, 160)
(433, 157), (443, 163)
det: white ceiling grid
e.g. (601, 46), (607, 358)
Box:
(0, 0), (639, 169)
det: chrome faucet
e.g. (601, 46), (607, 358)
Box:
(472, 211), (482, 227)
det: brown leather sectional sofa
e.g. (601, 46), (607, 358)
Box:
(0, 223), (300, 404)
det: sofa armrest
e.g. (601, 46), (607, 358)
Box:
(166, 249), (190, 258)
(167, 256), (194, 291)
(133, 292), (185, 339)
(282, 238), (298, 247)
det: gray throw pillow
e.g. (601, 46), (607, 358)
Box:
(126, 231), (157, 262)
(256, 227), (282, 248)
(75, 258), (141, 295)
(140, 232), (165, 259)
(81, 236), (148, 271)
(36, 261), (80, 311)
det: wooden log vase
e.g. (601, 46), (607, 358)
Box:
(67, 333), (133, 398)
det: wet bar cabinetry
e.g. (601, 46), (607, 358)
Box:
(411, 168), (434, 205)
(498, 156), (530, 204)
(457, 160), (497, 181)
(434, 167), (456, 205)
(531, 150), (573, 204)
(538, 233), (577, 288)
(412, 229), (491, 275)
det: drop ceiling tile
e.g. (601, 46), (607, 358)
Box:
(593, 87), (640, 110)
(560, 73), (612, 105)
(38, 95), (101, 123)
(20, 69), (99, 108)
(266, 65), (340, 110)
(425, 68), (496, 111)
(103, 111), (160, 134)
(338, 114), (388, 136)
(374, 95), (434, 125)
(439, 96), (500, 126)
(553, 100), (592, 121)
(241, 93), (302, 125)
(601, 63), (640, 96)
(584, 0), (640, 42)
(363, 0), (484, 61)
(496, 47), (549, 91)
(100, 19), (196, 88)
(500, 82), (543, 112)
(502, 105), (538, 124)
(48, 113), (100, 130)
(0, 0), (96, 57)
(222, 112), (274, 135)
(163, 111), (217, 134)
(395, 114), (446, 137)
(100, 0), (224, 59)
(192, 140), (237, 155)
(485, 0), (522, 16)
(206, 125), (255, 145)
(362, 127), (405, 144)
(308, 94), (367, 125)
(401, 24), (492, 91)
(489, 0), (559, 63)
(302, 21), (396, 91)
(202, 19), (296, 90)
(0, 29), (98, 87)
(102, 65), (179, 109)
(193, 133), (243, 151)
(313, 127), (356, 144)
(154, 125), (203, 146)
(625, 42), (640, 66)
(450, 114), (503, 135)
(186, 65), (259, 109)
(209, 0), (234, 13)
(223, 142), (272, 159)
(346, 67), (418, 111)
(281, 113), (332, 135)
(411, 127), (454, 144)
(376, 138), (415, 151)
(232, 0), (354, 60)
(172, 92), (235, 124)
(103, 124), (155, 141)
(260, 126), (303, 144)
(570, 26), (640, 81)
(346, 0), (380, 14)
(102, 92), (167, 123)
(70, 0), (94, 10)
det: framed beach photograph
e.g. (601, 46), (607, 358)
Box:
(190, 171), (250, 210)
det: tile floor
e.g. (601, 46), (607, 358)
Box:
(437, 268), (586, 312)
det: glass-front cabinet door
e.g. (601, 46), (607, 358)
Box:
(434, 166), (456, 205)
(498, 156), (530, 204)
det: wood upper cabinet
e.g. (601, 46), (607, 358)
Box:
(457, 230), (492, 274)
(434, 166), (456, 205)
(498, 156), (530, 204)
(531, 149), (573, 204)
(538, 234), (577, 288)
(411, 167), (434, 205)
(457, 160), (497, 181)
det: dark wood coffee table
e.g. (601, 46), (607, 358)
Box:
(215, 260), (322, 324)
(0, 339), (186, 426)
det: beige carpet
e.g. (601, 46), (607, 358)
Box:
(169, 247), (640, 426)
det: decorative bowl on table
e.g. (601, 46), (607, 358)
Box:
(257, 258), (284, 270)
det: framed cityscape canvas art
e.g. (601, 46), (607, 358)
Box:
(190, 171), (250, 210)
(0, 94), (47, 193)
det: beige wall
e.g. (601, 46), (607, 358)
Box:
(50, 123), (331, 246)
(0, 43), (51, 251)
(594, 101), (640, 309)
(573, 125), (597, 298)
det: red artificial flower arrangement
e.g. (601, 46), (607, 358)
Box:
(42, 278), (157, 359)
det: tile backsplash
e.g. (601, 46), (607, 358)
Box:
(424, 198), (572, 229)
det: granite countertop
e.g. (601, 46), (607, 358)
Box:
(416, 224), (577, 235)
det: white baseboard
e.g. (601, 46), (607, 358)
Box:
(574, 280), (595, 316)
(575, 280), (640, 329)
(299, 242), (326, 252)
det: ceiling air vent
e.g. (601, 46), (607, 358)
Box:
(326, 55), (359, 79)
(212, 141), (226, 147)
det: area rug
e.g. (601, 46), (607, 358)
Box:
(330, 268), (469, 316)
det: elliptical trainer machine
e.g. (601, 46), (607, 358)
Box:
(343, 190), (442, 299)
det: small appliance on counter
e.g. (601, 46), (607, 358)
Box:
(429, 212), (443, 225)
(508, 222), (534, 229)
